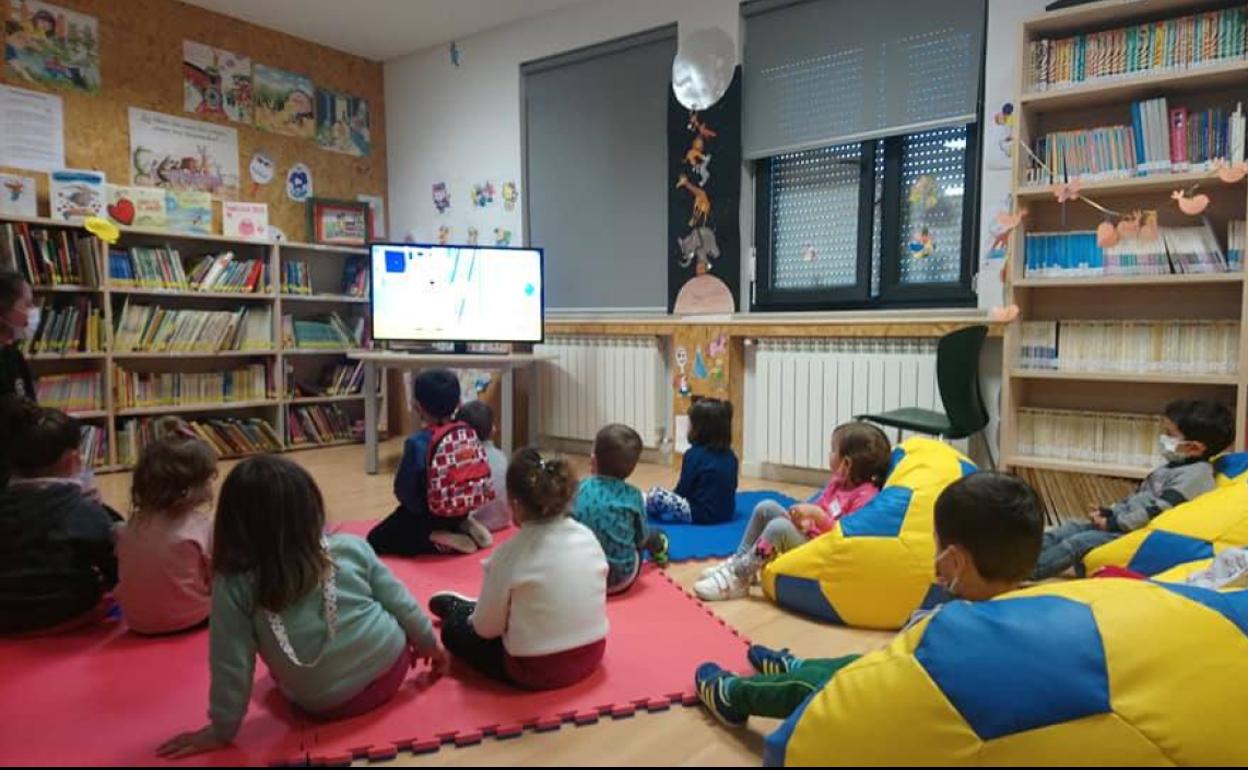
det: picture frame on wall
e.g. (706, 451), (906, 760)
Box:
(307, 197), (371, 246)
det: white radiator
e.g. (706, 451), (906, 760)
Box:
(535, 336), (667, 448)
(746, 337), (943, 470)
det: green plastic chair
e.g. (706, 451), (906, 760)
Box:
(856, 324), (989, 442)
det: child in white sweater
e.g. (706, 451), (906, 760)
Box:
(429, 448), (609, 689)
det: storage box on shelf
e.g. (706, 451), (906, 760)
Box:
(0, 215), (386, 470)
(1003, 1), (1248, 484)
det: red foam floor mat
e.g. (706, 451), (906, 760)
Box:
(0, 520), (748, 765)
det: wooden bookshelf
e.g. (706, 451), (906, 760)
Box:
(1002, 0), (1248, 486)
(2, 216), (386, 471)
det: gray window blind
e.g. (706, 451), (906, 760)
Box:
(743, 0), (985, 159)
(523, 27), (676, 311)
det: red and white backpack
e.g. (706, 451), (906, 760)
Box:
(426, 420), (495, 518)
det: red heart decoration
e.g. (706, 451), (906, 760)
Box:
(107, 197), (135, 225)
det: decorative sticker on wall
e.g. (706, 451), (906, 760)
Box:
(673, 345), (691, 397)
(492, 227), (511, 246)
(437, 225), (451, 245)
(466, 226), (479, 245)
(254, 64), (315, 139)
(4, 1), (101, 94)
(449, 41), (461, 68)
(183, 41), (252, 124)
(501, 181), (519, 211)
(907, 226), (935, 259)
(802, 243), (817, 262)
(249, 151), (275, 186)
(472, 182), (495, 208)
(692, 345), (709, 380)
(708, 333), (727, 383)
(987, 102), (1015, 171)
(432, 182), (450, 213)
(285, 162), (312, 202)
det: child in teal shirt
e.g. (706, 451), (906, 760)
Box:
(574, 424), (669, 593)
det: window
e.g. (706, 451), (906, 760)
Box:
(752, 123), (978, 311)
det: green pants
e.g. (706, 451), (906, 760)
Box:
(727, 654), (862, 719)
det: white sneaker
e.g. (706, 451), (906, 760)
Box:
(430, 530), (478, 554)
(694, 567), (750, 601)
(700, 559), (734, 579)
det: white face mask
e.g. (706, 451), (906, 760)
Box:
(935, 545), (960, 597)
(1159, 434), (1185, 462)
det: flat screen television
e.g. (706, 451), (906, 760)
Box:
(369, 243), (544, 344)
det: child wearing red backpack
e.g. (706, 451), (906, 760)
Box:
(367, 369), (495, 556)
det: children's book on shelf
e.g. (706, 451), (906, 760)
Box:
(223, 202), (269, 241)
(1016, 319), (1239, 375)
(1024, 221), (1235, 278)
(282, 260), (312, 294)
(108, 246), (191, 289)
(1, 222), (102, 286)
(118, 416), (282, 466)
(112, 300), (272, 352)
(36, 371), (103, 413)
(283, 311), (363, 349)
(165, 190), (212, 234)
(20, 296), (105, 354)
(288, 360), (365, 397)
(341, 255), (369, 297)
(49, 169), (106, 222)
(114, 362), (272, 408)
(79, 424), (107, 469)
(1017, 408), (1163, 469)
(185, 251), (268, 293)
(288, 403), (358, 445)
(0, 174), (37, 218)
(106, 185), (167, 229)
(1027, 7), (1248, 92)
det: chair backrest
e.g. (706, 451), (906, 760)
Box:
(936, 325), (989, 437)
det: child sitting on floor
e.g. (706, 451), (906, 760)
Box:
(428, 449), (609, 690)
(368, 369), (494, 555)
(1031, 398), (1234, 580)
(694, 421), (891, 601)
(158, 455), (446, 759)
(115, 417), (219, 635)
(646, 398), (738, 524)
(694, 471), (1043, 727)
(574, 424), (671, 594)
(0, 398), (118, 635)
(455, 400), (511, 532)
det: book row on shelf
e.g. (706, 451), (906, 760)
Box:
(1017, 319), (1240, 375)
(113, 302), (273, 353)
(282, 313), (366, 349)
(117, 416), (284, 466)
(1017, 408), (1164, 470)
(80, 424), (107, 469)
(288, 361), (365, 397)
(113, 363), (273, 409)
(287, 404), (360, 446)
(1025, 98), (1246, 185)
(1, 222), (101, 287)
(282, 256), (370, 298)
(110, 248), (269, 295)
(1022, 222), (1241, 277)
(20, 296), (106, 354)
(1027, 6), (1247, 92)
(37, 371), (104, 413)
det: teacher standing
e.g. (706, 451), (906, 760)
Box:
(0, 270), (36, 401)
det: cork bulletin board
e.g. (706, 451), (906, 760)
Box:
(0, 0), (387, 239)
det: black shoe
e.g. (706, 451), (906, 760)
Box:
(429, 591), (477, 619)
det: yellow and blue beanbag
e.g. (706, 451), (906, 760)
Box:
(766, 578), (1248, 766)
(761, 438), (975, 630)
(1081, 453), (1248, 577)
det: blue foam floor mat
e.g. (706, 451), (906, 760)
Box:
(661, 489), (815, 562)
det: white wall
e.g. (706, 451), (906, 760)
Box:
(384, 0), (741, 252)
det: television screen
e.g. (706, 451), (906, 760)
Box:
(369, 243), (544, 343)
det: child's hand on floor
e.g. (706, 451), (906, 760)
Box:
(157, 726), (227, 759)
(413, 642), (451, 678)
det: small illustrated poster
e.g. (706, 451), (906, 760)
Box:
(165, 189), (212, 234)
(315, 87), (371, 157)
(107, 185), (166, 228)
(183, 40), (253, 124)
(4, 1), (101, 94)
(223, 201), (268, 240)
(50, 168), (105, 221)
(254, 64), (315, 139)
(286, 163), (312, 202)
(129, 107), (240, 200)
(0, 174), (37, 217)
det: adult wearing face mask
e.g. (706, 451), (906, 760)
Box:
(0, 270), (37, 402)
